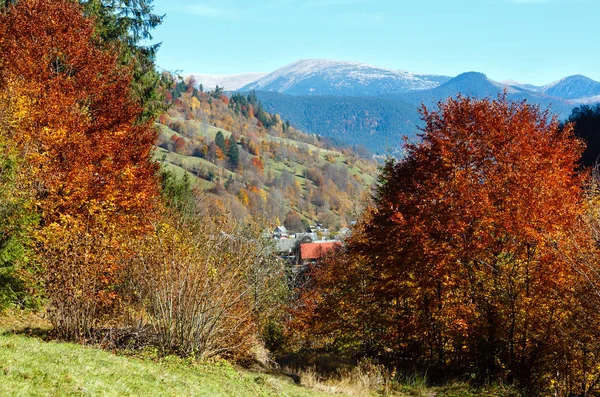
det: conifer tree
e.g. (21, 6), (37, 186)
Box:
(215, 131), (226, 153)
(228, 139), (240, 170)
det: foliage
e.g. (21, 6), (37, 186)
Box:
(215, 130), (227, 152)
(568, 104), (600, 167)
(158, 163), (194, 212)
(291, 95), (598, 395)
(228, 139), (240, 170)
(37, 215), (125, 339)
(0, 80), (39, 310)
(79, 0), (166, 120)
(156, 76), (377, 229)
(0, 0), (159, 334)
(126, 200), (285, 360)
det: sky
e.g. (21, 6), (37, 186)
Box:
(149, 0), (600, 86)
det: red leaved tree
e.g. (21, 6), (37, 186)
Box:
(292, 95), (598, 393)
(0, 0), (159, 338)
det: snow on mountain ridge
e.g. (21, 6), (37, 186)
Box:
(540, 75), (600, 100)
(186, 60), (600, 102)
(261, 59), (445, 85)
(185, 73), (267, 91)
(241, 59), (451, 95)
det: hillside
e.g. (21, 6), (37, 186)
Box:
(252, 72), (581, 154)
(254, 91), (421, 153)
(156, 79), (377, 232)
(0, 332), (331, 396)
(540, 75), (600, 100)
(0, 313), (514, 397)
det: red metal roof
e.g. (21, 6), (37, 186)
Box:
(300, 242), (342, 260)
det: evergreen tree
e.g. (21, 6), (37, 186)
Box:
(224, 174), (234, 190)
(78, 0), (166, 120)
(568, 104), (600, 167)
(215, 131), (226, 153)
(228, 140), (240, 170)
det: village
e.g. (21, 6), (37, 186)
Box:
(269, 223), (350, 266)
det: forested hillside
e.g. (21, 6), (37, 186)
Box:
(250, 70), (592, 154)
(156, 79), (377, 232)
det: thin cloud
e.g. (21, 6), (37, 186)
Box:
(261, 0), (375, 7)
(504, 0), (596, 3)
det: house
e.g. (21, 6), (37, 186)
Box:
(295, 232), (318, 242)
(273, 226), (288, 238)
(309, 224), (330, 240)
(275, 237), (297, 256)
(300, 241), (342, 264)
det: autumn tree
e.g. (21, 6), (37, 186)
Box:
(293, 95), (594, 393)
(0, 79), (39, 309)
(284, 211), (305, 233)
(78, 0), (166, 120)
(0, 0), (159, 337)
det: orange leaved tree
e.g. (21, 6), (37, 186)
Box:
(292, 95), (598, 393)
(0, 0), (159, 338)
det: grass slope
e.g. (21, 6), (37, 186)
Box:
(0, 313), (516, 397)
(0, 333), (335, 397)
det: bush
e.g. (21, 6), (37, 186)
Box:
(38, 216), (124, 340)
(126, 202), (284, 360)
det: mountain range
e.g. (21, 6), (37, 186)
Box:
(190, 60), (600, 154)
(239, 59), (451, 96)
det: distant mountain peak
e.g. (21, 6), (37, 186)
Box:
(239, 59), (452, 96)
(455, 71), (487, 78)
(502, 79), (524, 85)
(541, 75), (600, 100)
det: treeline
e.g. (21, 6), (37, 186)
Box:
(156, 78), (377, 232)
(252, 91), (422, 154)
(286, 95), (600, 396)
(0, 0), (285, 361)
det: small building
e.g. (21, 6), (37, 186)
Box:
(275, 237), (297, 256)
(273, 226), (288, 238)
(300, 241), (342, 263)
(338, 227), (351, 236)
(295, 232), (318, 242)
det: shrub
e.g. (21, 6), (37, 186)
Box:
(127, 203), (284, 360)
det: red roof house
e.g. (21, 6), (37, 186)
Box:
(300, 241), (342, 261)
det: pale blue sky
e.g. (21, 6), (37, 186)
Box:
(150, 0), (600, 85)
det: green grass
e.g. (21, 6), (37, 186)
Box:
(0, 332), (338, 397)
(0, 312), (518, 397)
(195, 122), (232, 140)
